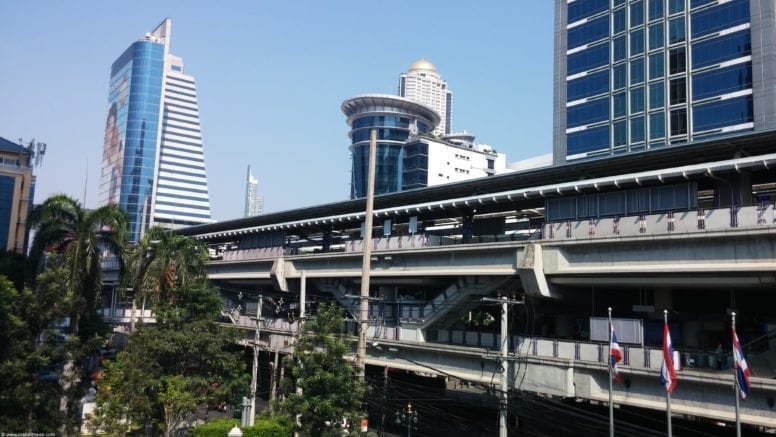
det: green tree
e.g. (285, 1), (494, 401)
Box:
(0, 267), (72, 433)
(27, 194), (127, 432)
(279, 303), (368, 436)
(122, 226), (208, 331)
(159, 375), (200, 437)
(95, 280), (247, 435)
(28, 194), (128, 335)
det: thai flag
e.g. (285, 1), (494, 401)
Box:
(659, 321), (677, 393)
(732, 327), (751, 399)
(610, 323), (623, 382)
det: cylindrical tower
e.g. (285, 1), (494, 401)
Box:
(341, 94), (440, 198)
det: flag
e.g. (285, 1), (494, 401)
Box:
(732, 327), (751, 399)
(659, 321), (677, 393)
(610, 323), (623, 382)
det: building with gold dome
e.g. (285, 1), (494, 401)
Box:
(398, 59), (453, 136)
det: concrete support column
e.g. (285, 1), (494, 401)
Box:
(712, 172), (752, 207)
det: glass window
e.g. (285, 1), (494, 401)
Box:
(631, 57), (645, 84)
(613, 92), (627, 117)
(670, 77), (686, 104)
(648, 0), (663, 21)
(568, 70), (610, 101)
(567, 125), (610, 155)
(668, 17), (685, 44)
(568, 0), (609, 23)
(692, 95), (753, 131)
(649, 82), (665, 109)
(650, 111), (665, 139)
(668, 0), (685, 14)
(614, 8), (627, 34)
(670, 108), (687, 136)
(568, 42), (610, 75)
(631, 116), (645, 142)
(631, 86), (645, 113)
(649, 23), (664, 50)
(614, 36), (627, 62)
(567, 97), (610, 127)
(669, 47), (686, 74)
(691, 31), (751, 69)
(631, 29), (645, 56)
(691, 0), (750, 39)
(630, 0), (644, 27)
(614, 120), (627, 146)
(649, 52), (664, 79)
(691, 0), (716, 8)
(692, 63), (752, 100)
(614, 63), (627, 89)
(569, 15), (610, 48)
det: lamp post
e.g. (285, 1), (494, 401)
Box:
(394, 402), (418, 437)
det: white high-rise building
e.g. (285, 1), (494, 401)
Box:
(244, 165), (263, 217)
(398, 59), (453, 136)
(99, 19), (212, 240)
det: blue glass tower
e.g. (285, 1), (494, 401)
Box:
(342, 95), (440, 199)
(99, 19), (212, 241)
(554, 0), (776, 163)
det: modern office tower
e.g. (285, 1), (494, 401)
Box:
(342, 94), (440, 198)
(554, 0), (774, 164)
(399, 59), (453, 136)
(98, 18), (212, 241)
(244, 165), (264, 217)
(0, 137), (36, 253)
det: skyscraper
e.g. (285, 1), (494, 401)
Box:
(553, 0), (775, 164)
(98, 19), (212, 241)
(244, 165), (263, 217)
(399, 59), (453, 136)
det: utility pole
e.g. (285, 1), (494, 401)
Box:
(482, 295), (524, 437)
(248, 295), (263, 426)
(357, 128), (377, 379)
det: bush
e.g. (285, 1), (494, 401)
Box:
(192, 416), (293, 437)
(192, 418), (238, 437)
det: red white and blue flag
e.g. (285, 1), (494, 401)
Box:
(659, 321), (677, 393)
(732, 326), (751, 399)
(610, 323), (623, 382)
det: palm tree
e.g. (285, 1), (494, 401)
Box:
(27, 194), (128, 432)
(28, 194), (128, 335)
(122, 226), (208, 331)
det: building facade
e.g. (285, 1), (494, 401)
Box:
(0, 137), (35, 253)
(399, 59), (453, 136)
(98, 19), (212, 241)
(342, 94), (439, 199)
(244, 165), (264, 217)
(403, 134), (507, 190)
(554, 0), (776, 163)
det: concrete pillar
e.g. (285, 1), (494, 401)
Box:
(712, 172), (752, 207)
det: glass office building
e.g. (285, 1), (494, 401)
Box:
(99, 19), (212, 241)
(341, 95), (440, 198)
(554, 0), (776, 163)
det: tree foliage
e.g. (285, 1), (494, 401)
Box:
(0, 267), (74, 432)
(280, 303), (368, 436)
(95, 280), (247, 436)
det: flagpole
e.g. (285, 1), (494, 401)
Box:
(608, 307), (614, 437)
(665, 309), (672, 437)
(733, 312), (741, 437)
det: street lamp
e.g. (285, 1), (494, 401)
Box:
(394, 402), (418, 437)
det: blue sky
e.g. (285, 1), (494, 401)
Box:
(0, 1), (554, 221)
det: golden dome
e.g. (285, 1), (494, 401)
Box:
(409, 59), (437, 72)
